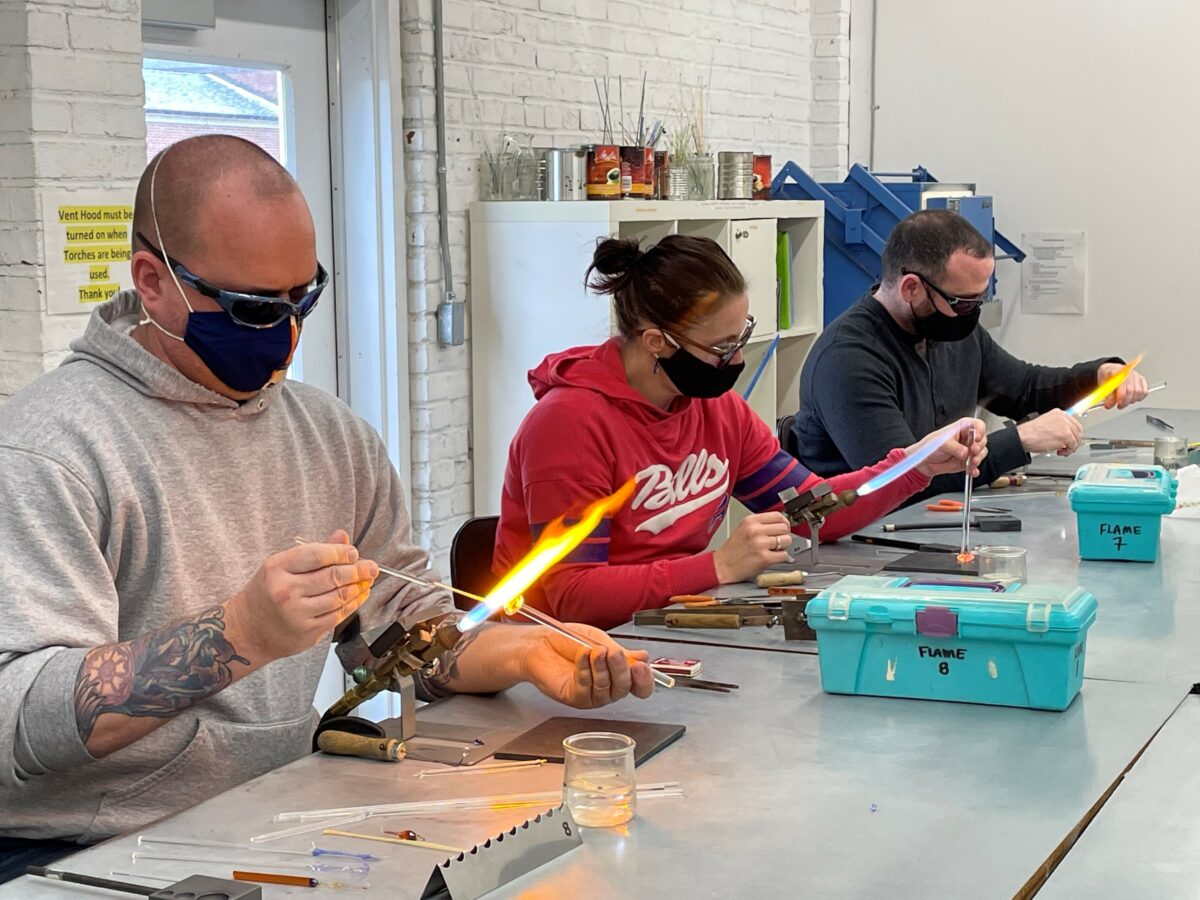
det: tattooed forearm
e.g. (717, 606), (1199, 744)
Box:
(73, 606), (250, 743)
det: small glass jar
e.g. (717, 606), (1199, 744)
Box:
(562, 732), (636, 827)
(976, 545), (1028, 583)
(684, 155), (716, 201)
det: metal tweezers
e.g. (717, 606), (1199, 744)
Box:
(670, 677), (740, 693)
(1147, 414), (1175, 432)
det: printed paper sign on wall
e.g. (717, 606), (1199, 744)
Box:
(42, 190), (134, 315)
(1020, 231), (1087, 316)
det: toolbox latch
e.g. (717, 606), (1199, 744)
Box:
(828, 592), (852, 621)
(915, 605), (958, 638)
(1026, 602), (1052, 633)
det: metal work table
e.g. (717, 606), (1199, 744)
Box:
(1085, 405), (1200, 442)
(1040, 694), (1200, 898)
(618, 484), (1200, 689)
(2, 640), (1186, 900)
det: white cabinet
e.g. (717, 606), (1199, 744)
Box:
(468, 199), (825, 518)
(730, 219), (778, 331)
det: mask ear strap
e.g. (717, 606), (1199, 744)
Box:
(148, 146), (195, 316)
(138, 306), (185, 342)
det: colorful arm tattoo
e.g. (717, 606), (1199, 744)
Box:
(73, 606), (250, 743)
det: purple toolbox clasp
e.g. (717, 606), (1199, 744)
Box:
(915, 605), (958, 638)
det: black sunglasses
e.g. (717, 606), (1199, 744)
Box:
(135, 233), (327, 329)
(901, 268), (988, 314)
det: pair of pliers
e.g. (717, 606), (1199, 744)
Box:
(925, 499), (1010, 515)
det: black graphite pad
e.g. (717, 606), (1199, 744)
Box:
(493, 717), (685, 766)
(883, 550), (981, 576)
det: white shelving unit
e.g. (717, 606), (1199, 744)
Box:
(468, 199), (825, 517)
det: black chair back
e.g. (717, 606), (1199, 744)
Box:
(777, 413), (800, 459)
(448, 516), (500, 611)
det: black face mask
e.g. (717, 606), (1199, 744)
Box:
(912, 306), (981, 342)
(658, 345), (745, 398)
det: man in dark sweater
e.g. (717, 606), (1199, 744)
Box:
(790, 210), (1149, 502)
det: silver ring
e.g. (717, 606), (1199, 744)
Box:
(774, 535), (783, 551)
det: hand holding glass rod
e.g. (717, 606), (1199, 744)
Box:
(292, 538), (674, 688)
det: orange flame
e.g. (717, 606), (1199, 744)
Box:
(1067, 354), (1144, 416)
(459, 479), (637, 631)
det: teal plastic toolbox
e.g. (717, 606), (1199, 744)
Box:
(806, 575), (1098, 711)
(1068, 463), (1177, 562)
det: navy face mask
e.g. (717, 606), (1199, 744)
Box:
(181, 311), (296, 392)
(141, 297), (297, 393)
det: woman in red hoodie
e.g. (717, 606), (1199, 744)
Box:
(494, 235), (987, 630)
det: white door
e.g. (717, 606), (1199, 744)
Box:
(143, 0), (348, 712)
(142, 0), (339, 396)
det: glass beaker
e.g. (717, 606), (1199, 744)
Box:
(977, 545), (1028, 583)
(562, 732), (636, 827)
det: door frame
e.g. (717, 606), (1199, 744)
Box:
(142, 0), (342, 398)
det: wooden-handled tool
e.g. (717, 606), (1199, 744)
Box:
(670, 589), (813, 607)
(316, 730), (406, 762)
(665, 613), (746, 629)
(756, 570), (807, 587)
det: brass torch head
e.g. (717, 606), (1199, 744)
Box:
(434, 619), (464, 652)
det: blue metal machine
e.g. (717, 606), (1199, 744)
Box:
(772, 162), (1026, 326)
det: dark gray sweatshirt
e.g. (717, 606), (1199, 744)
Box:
(0, 291), (453, 841)
(791, 293), (1115, 502)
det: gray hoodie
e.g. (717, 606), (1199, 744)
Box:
(0, 291), (453, 841)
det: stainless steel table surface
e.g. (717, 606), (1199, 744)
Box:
(617, 486), (1200, 688)
(1085, 405), (1200, 442)
(1023, 443), (1152, 478)
(2, 639), (1186, 900)
(1040, 695), (1200, 899)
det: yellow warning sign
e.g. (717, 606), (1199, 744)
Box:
(78, 283), (120, 303)
(62, 244), (131, 264)
(42, 191), (134, 315)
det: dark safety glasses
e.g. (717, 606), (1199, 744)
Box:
(136, 232), (327, 329)
(902, 268), (988, 314)
(665, 314), (757, 368)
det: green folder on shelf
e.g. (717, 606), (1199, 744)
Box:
(777, 231), (792, 331)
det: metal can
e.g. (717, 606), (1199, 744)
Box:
(717, 150), (755, 200)
(654, 150), (670, 199)
(642, 147), (655, 199)
(547, 147), (587, 201)
(587, 145), (621, 200)
(620, 146), (644, 199)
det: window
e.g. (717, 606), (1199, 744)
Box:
(143, 58), (287, 166)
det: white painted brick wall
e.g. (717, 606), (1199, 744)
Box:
(0, 0), (853, 575)
(0, 0), (145, 400)
(399, 0), (853, 570)
(809, 0), (850, 179)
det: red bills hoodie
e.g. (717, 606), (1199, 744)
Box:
(494, 338), (930, 630)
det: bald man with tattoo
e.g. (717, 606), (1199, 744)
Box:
(0, 135), (654, 881)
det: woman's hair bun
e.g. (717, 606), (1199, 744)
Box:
(585, 237), (643, 296)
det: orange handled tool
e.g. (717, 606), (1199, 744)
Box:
(926, 499), (1010, 514)
(670, 594), (725, 607)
